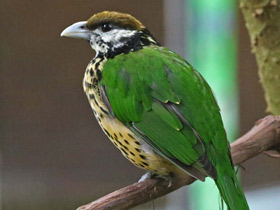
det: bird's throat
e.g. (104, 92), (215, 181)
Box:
(90, 30), (159, 59)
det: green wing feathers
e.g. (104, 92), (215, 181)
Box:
(101, 46), (222, 169)
(101, 46), (249, 210)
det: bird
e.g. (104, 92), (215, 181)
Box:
(61, 11), (249, 210)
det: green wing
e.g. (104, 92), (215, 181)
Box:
(100, 46), (229, 180)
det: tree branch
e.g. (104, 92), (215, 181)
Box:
(77, 115), (280, 210)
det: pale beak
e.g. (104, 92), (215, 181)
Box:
(60, 21), (90, 40)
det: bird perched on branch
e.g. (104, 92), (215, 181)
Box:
(61, 11), (249, 210)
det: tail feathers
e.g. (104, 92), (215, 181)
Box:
(215, 171), (249, 210)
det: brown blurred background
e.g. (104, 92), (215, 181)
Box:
(0, 0), (279, 210)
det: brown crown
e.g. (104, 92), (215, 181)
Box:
(86, 11), (145, 31)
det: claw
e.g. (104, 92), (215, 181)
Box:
(159, 175), (172, 187)
(167, 178), (172, 188)
(156, 174), (173, 187)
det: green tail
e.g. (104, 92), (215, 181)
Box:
(215, 161), (249, 210)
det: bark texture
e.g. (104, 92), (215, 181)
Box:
(240, 0), (280, 114)
(77, 115), (280, 210)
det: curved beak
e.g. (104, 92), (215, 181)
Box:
(60, 21), (90, 40)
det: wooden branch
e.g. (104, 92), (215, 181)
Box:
(77, 115), (280, 210)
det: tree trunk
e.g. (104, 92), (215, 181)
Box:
(239, 0), (280, 115)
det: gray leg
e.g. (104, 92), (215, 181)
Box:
(138, 171), (153, 182)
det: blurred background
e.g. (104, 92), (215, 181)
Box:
(0, 0), (279, 209)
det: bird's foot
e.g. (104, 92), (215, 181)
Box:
(138, 172), (173, 187)
(160, 175), (172, 188)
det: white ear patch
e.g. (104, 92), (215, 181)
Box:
(101, 29), (137, 43)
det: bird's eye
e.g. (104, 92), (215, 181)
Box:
(101, 23), (112, 32)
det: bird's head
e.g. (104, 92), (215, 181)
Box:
(61, 11), (158, 58)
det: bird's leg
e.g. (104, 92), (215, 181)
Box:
(138, 172), (173, 187)
(138, 171), (153, 182)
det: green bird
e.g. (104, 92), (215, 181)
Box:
(61, 11), (249, 210)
